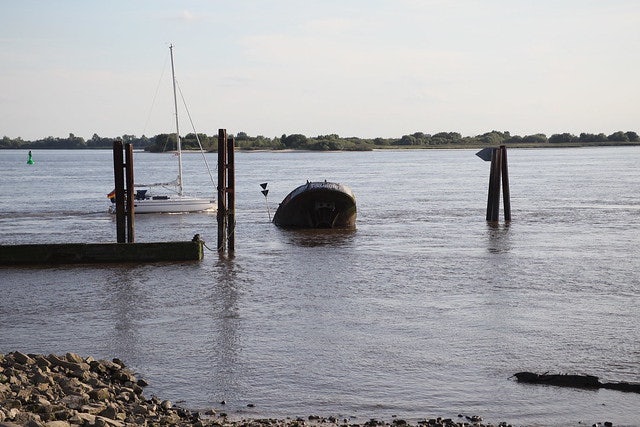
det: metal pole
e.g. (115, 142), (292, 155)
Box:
(169, 44), (184, 195)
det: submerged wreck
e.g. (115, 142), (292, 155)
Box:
(513, 372), (640, 393)
(273, 181), (357, 229)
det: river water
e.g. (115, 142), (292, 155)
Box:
(1, 147), (639, 426)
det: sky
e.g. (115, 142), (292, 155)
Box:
(1, 0), (639, 140)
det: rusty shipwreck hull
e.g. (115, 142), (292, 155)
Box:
(273, 181), (357, 229)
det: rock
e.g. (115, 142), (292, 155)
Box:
(33, 356), (52, 370)
(89, 387), (112, 401)
(45, 355), (90, 374)
(69, 412), (95, 425)
(32, 395), (52, 407)
(3, 400), (22, 410)
(6, 408), (21, 419)
(44, 422), (71, 427)
(13, 352), (35, 365)
(100, 416), (125, 427)
(12, 411), (42, 425)
(52, 409), (75, 421)
(80, 402), (107, 415)
(111, 358), (126, 369)
(64, 353), (84, 365)
(59, 394), (86, 410)
(32, 369), (52, 386)
(98, 405), (119, 420)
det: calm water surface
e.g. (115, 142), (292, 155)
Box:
(1, 147), (639, 426)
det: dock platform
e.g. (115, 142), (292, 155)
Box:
(0, 240), (203, 266)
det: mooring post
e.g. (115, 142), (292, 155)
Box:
(478, 145), (511, 223)
(217, 129), (228, 252)
(124, 143), (135, 242)
(226, 135), (235, 253)
(486, 148), (501, 222)
(112, 141), (126, 243)
(500, 145), (511, 222)
(485, 148), (495, 221)
(491, 147), (502, 222)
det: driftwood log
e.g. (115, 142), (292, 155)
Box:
(513, 372), (640, 393)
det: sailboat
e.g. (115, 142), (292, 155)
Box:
(109, 44), (216, 214)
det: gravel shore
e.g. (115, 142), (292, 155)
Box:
(0, 351), (533, 427)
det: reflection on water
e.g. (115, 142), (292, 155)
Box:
(209, 257), (242, 398)
(105, 268), (143, 362)
(279, 228), (357, 247)
(486, 222), (512, 254)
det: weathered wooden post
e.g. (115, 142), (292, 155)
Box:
(501, 145), (511, 221)
(124, 143), (135, 242)
(477, 145), (511, 223)
(217, 129), (228, 251)
(226, 135), (235, 253)
(488, 147), (502, 222)
(112, 140), (126, 243)
(113, 141), (137, 243)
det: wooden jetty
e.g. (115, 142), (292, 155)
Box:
(0, 239), (203, 266)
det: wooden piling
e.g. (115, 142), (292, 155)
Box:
(124, 143), (135, 242)
(486, 148), (500, 222)
(112, 141), (126, 243)
(217, 129), (228, 251)
(226, 135), (235, 253)
(484, 145), (511, 223)
(492, 146), (502, 221)
(500, 145), (511, 222)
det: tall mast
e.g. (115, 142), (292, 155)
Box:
(169, 44), (184, 196)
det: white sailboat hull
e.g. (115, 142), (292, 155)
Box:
(135, 196), (216, 214)
(110, 196), (216, 214)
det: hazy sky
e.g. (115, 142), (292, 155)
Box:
(2, 0), (639, 140)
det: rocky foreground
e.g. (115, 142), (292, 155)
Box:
(0, 351), (569, 427)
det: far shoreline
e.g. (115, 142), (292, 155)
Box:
(4, 140), (638, 152)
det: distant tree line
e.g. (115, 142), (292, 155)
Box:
(2, 130), (639, 151)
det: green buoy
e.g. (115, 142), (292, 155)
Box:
(27, 151), (34, 165)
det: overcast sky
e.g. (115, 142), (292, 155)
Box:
(2, 0), (639, 140)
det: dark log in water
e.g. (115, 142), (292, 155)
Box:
(513, 372), (640, 393)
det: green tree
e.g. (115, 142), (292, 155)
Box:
(281, 134), (308, 149)
(549, 133), (578, 143)
(608, 131), (629, 142)
(522, 134), (547, 144)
